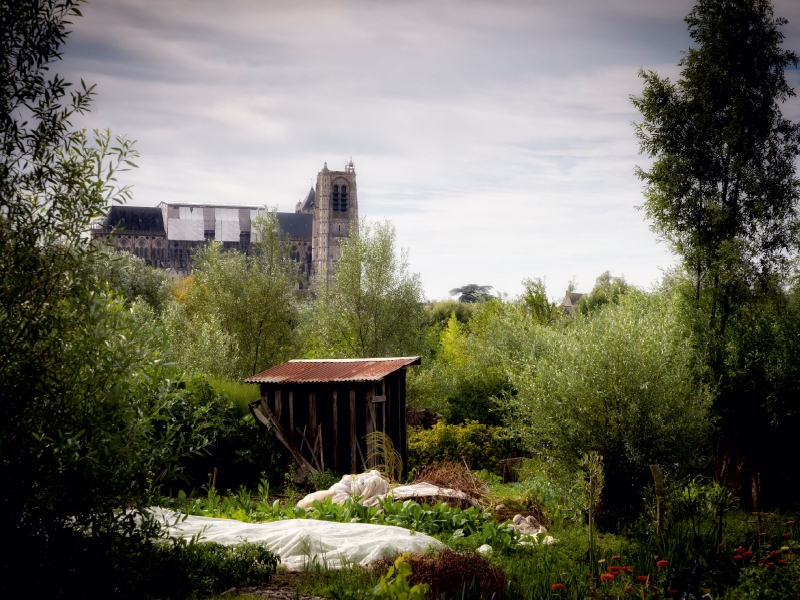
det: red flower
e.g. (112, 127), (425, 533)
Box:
(608, 566), (621, 573)
(656, 560), (669, 569)
(622, 566), (633, 574)
(611, 555), (621, 561)
(769, 551), (781, 558)
(735, 546), (747, 554)
(787, 520), (795, 525)
(758, 559), (768, 564)
(551, 583), (564, 590)
(765, 562), (776, 570)
(636, 576), (649, 584)
(743, 551), (753, 559)
(732, 555), (742, 561)
(778, 559), (787, 566)
(624, 587), (633, 593)
(782, 533), (791, 539)
(600, 573), (615, 582)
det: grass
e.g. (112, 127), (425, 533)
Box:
(208, 376), (261, 415)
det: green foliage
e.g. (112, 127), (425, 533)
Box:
(90, 248), (171, 312)
(300, 219), (426, 358)
(574, 271), (634, 316)
(510, 290), (713, 525)
(485, 472), (586, 526)
(449, 284), (494, 303)
(632, 0), (800, 505)
(408, 421), (522, 472)
(165, 209), (298, 379)
(632, 0), (800, 304)
(163, 491), (518, 550)
(159, 376), (278, 493)
(309, 469), (342, 492)
(520, 277), (561, 324)
(208, 377), (262, 416)
(442, 369), (511, 426)
(372, 555), (429, 600)
(424, 300), (474, 330)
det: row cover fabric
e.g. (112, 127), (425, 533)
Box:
(297, 471), (478, 509)
(150, 507), (443, 570)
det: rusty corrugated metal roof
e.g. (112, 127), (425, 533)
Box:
(245, 357), (421, 384)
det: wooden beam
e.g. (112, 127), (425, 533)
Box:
(249, 400), (316, 477)
(350, 387), (357, 474)
(288, 389), (294, 443)
(275, 389), (282, 421)
(309, 391), (317, 447)
(332, 390), (339, 470)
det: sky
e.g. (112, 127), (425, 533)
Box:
(60, 0), (800, 300)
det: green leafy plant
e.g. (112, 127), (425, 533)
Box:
(372, 554), (429, 600)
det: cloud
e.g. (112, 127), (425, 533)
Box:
(59, 0), (800, 299)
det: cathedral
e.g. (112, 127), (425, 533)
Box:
(91, 160), (359, 282)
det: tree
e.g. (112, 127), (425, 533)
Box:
(574, 271), (634, 316)
(632, 0), (800, 342)
(302, 219), (426, 358)
(90, 248), (172, 312)
(165, 208), (298, 379)
(449, 284), (494, 303)
(632, 0), (800, 506)
(1, 2), (218, 591)
(510, 291), (713, 526)
(520, 277), (560, 324)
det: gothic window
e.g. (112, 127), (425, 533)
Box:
(332, 184), (340, 211)
(341, 185), (348, 212)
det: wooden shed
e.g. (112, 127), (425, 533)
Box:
(245, 357), (420, 479)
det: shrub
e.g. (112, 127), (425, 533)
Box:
(407, 421), (523, 472)
(510, 290), (713, 526)
(309, 469), (342, 492)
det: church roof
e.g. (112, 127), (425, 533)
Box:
(276, 212), (313, 239)
(299, 187), (315, 211)
(101, 206), (165, 233)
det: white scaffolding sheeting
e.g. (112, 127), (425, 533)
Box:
(216, 208), (240, 242)
(167, 218), (203, 241)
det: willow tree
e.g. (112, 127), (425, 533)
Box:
(302, 219), (426, 358)
(631, 0), (800, 503)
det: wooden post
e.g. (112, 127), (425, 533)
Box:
(332, 390), (339, 469)
(289, 389), (294, 443)
(309, 391), (317, 447)
(350, 387), (357, 474)
(274, 389), (282, 421)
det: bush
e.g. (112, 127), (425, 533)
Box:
(510, 290), (713, 527)
(407, 421), (523, 472)
(7, 523), (279, 599)
(309, 469), (342, 492)
(159, 376), (279, 494)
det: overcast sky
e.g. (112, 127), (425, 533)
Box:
(61, 0), (800, 300)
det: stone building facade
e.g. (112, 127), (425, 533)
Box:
(91, 160), (358, 282)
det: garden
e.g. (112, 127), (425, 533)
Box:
(3, 0), (800, 598)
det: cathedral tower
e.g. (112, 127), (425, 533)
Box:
(312, 159), (358, 283)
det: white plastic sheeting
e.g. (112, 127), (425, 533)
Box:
(297, 472), (479, 509)
(151, 508), (443, 570)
